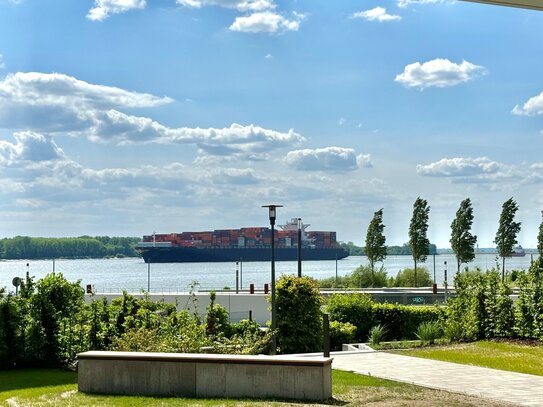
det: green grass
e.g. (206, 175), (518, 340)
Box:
(396, 340), (543, 376)
(0, 367), (509, 406)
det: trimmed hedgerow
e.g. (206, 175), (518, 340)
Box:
(327, 293), (443, 341)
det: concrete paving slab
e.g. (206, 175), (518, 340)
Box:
(333, 351), (543, 406)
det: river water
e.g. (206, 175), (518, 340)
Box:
(0, 253), (539, 294)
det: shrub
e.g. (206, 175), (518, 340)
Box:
(392, 267), (433, 287)
(327, 293), (442, 341)
(372, 303), (442, 340)
(318, 265), (388, 288)
(275, 275), (323, 354)
(206, 291), (230, 339)
(368, 324), (387, 345)
(329, 321), (356, 351)
(415, 321), (442, 344)
(327, 293), (375, 341)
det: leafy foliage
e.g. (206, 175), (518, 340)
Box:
(274, 275), (323, 354)
(317, 265), (388, 288)
(329, 321), (356, 351)
(408, 197), (430, 287)
(390, 267), (433, 287)
(368, 324), (387, 345)
(327, 293), (442, 341)
(450, 198), (477, 272)
(415, 321), (442, 344)
(364, 208), (386, 285)
(445, 269), (514, 342)
(538, 211), (543, 257)
(494, 197), (521, 280)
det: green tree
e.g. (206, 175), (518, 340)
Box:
(275, 275), (323, 354)
(494, 197), (521, 281)
(364, 208), (386, 287)
(408, 197), (430, 287)
(538, 211), (543, 257)
(450, 198), (477, 273)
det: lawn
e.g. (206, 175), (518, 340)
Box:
(396, 340), (543, 376)
(0, 368), (509, 406)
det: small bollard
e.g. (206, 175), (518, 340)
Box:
(250, 283), (255, 294)
(264, 283), (269, 294)
(86, 284), (92, 294)
(249, 310), (253, 321)
(432, 283), (437, 295)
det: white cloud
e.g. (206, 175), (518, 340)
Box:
(416, 157), (500, 177)
(338, 117), (346, 126)
(397, 0), (448, 8)
(230, 11), (304, 34)
(0, 131), (66, 166)
(284, 147), (371, 171)
(350, 7), (401, 22)
(265, 53), (273, 59)
(0, 54), (5, 69)
(512, 91), (543, 116)
(395, 58), (486, 89)
(0, 72), (304, 158)
(356, 154), (373, 168)
(176, 0), (275, 12)
(87, 0), (146, 21)
(0, 72), (172, 132)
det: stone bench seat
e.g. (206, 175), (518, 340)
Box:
(77, 351), (332, 401)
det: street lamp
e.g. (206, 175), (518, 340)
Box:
(262, 204), (283, 354)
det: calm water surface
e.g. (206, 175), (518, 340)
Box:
(0, 253), (538, 293)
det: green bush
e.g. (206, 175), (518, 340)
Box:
(329, 321), (356, 351)
(391, 267), (433, 287)
(415, 321), (442, 344)
(445, 268), (514, 342)
(275, 275), (323, 354)
(318, 265), (388, 288)
(327, 293), (375, 341)
(327, 293), (442, 341)
(372, 303), (442, 340)
(368, 324), (387, 345)
(205, 291), (230, 339)
(515, 258), (543, 339)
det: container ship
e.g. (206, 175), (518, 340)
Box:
(136, 219), (349, 263)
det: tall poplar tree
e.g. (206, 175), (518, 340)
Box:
(409, 197), (430, 287)
(364, 208), (386, 287)
(494, 197), (521, 281)
(538, 210), (543, 257)
(450, 198), (477, 273)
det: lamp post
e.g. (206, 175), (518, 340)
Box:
(297, 218), (302, 278)
(262, 204), (283, 354)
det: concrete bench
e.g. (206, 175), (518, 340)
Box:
(77, 351), (332, 401)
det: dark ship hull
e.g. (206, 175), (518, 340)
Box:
(137, 246), (349, 263)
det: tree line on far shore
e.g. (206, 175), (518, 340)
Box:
(0, 236), (141, 260)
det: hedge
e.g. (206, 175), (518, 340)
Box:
(327, 293), (443, 342)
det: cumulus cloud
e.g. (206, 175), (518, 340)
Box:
(0, 72), (171, 132)
(350, 7), (401, 22)
(284, 147), (371, 171)
(176, 0), (275, 12)
(0, 72), (304, 159)
(356, 154), (373, 168)
(87, 0), (146, 21)
(395, 59), (486, 89)
(0, 131), (66, 166)
(230, 11), (304, 33)
(417, 157), (500, 177)
(512, 91), (543, 116)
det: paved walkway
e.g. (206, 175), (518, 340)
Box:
(332, 351), (543, 406)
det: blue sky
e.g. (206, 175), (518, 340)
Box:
(1, 0), (543, 248)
